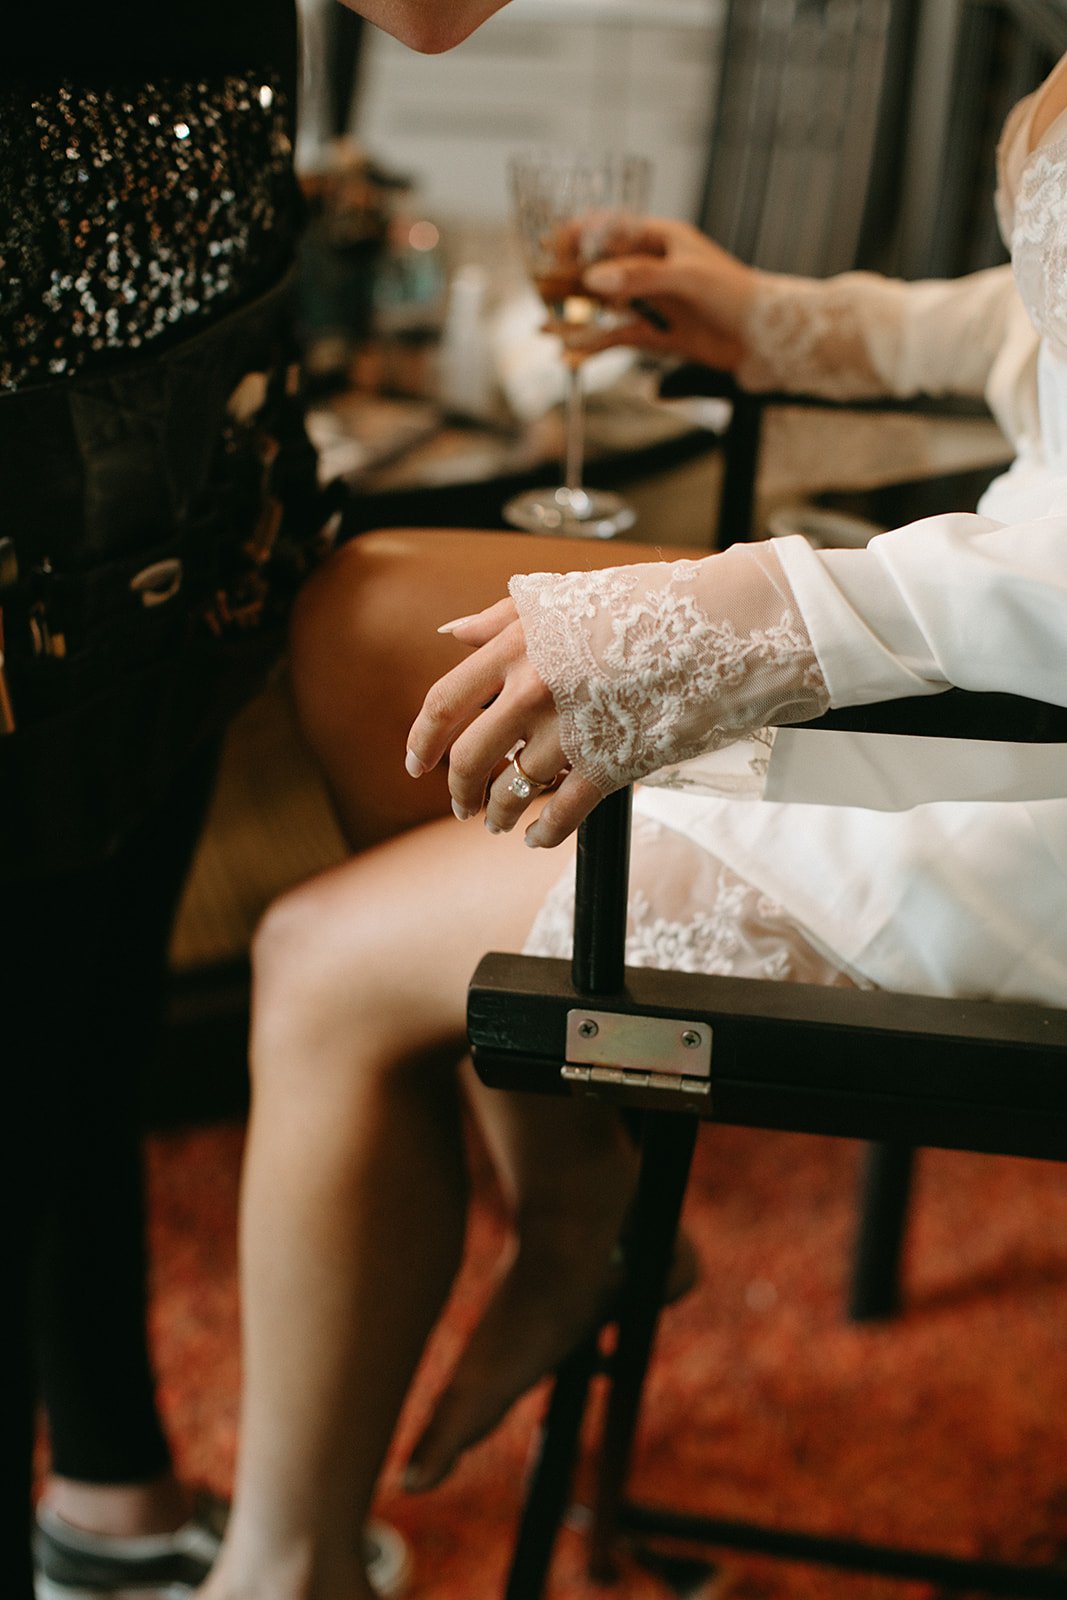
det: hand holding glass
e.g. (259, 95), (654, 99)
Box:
(504, 152), (652, 539)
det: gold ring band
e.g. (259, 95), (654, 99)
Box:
(506, 751), (552, 801)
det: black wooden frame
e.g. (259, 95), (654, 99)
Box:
(468, 702), (1067, 1598)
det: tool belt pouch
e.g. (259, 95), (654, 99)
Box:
(0, 276), (334, 877)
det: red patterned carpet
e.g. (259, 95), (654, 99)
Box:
(147, 1120), (1067, 1600)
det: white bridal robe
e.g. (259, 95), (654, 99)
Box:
(522, 59), (1067, 1007)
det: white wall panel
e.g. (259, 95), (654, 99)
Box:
(347, 0), (724, 224)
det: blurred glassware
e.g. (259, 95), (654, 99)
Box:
(503, 150), (651, 538)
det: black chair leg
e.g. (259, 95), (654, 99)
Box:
(589, 1112), (700, 1580)
(848, 1141), (917, 1322)
(502, 1333), (602, 1600)
(717, 391), (762, 545)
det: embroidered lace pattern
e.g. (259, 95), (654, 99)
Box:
(738, 270), (894, 398)
(640, 728), (776, 799)
(509, 541), (828, 796)
(524, 815), (858, 989)
(1012, 126), (1067, 361)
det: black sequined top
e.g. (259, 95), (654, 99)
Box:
(1, 1), (303, 390)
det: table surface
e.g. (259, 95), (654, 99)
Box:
(305, 368), (714, 497)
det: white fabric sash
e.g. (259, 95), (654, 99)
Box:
(765, 728), (1067, 810)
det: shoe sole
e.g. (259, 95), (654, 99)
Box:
(34, 1519), (409, 1600)
(36, 1569), (409, 1600)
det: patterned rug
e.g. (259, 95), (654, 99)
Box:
(147, 1120), (1067, 1599)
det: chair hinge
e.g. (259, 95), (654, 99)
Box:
(561, 1008), (712, 1102)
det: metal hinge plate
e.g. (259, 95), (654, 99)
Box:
(562, 1008), (712, 1099)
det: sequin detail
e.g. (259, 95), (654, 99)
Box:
(0, 74), (297, 390)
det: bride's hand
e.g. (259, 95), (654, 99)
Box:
(549, 216), (758, 373)
(405, 599), (602, 847)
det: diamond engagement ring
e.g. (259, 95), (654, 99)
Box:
(507, 751), (551, 801)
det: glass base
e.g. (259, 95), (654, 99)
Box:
(503, 485), (637, 540)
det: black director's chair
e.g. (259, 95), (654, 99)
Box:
(468, 692), (1067, 1598)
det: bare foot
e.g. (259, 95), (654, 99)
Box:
(404, 1220), (700, 1492)
(403, 1230), (617, 1492)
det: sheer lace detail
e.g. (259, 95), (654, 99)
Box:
(738, 270), (894, 399)
(509, 542), (828, 796)
(524, 816), (859, 989)
(1012, 126), (1067, 360)
(641, 729), (776, 799)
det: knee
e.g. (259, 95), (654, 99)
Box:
(248, 880), (365, 1086)
(251, 878), (326, 998)
(248, 872), (454, 1100)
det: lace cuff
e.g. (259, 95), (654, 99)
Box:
(508, 541), (829, 796)
(737, 270), (898, 399)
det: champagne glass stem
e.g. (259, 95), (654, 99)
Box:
(563, 362), (585, 496)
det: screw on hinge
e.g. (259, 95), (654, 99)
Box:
(681, 1030), (702, 1049)
(577, 1019), (599, 1039)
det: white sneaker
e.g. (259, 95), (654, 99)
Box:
(34, 1498), (410, 1598)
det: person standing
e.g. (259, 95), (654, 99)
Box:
(5, 7), (340, 1597)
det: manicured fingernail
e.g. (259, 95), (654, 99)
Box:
(452, 799), (471, 822)
(584, 263), (623, 294)
(524, 823), (547, 849)
(437, 614), (476, 634)
(485, 818), (503, 835)
(405, 750), (426, 778)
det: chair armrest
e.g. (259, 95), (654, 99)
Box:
(658, 363), (990, 420)
(469, 952), (1067, 1160)
(799, 688), (1067, 743)
(470, 696), (1067, 1165)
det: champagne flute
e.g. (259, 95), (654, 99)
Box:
(503, 151), (652, 539)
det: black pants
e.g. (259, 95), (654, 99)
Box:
(1, 279), (322, 1595)
(29, 743), (221, 1474)
(8, 742), (220, 1594)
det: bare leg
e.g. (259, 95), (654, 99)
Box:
(285, 529), (690, 1493)
(205, 520), (688, 1591)
(291, 528), (705, 1491)
(200, 528), (692, 1596)
(402, 1064), (639, 1493)
(201, 817), (576, 1600)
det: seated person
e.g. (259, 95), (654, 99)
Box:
(197, 21), (1067, 1600)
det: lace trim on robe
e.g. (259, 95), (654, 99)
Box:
(524, 815), (860, 990)
(738, 271), (892, 398)
(509, 542), (828, 797)
(1012, 125), (1067, 361)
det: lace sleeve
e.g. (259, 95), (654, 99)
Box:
(738, 265), (1021, 404)
(738, 271), (891, 398)
(508, 541), (829, 797)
